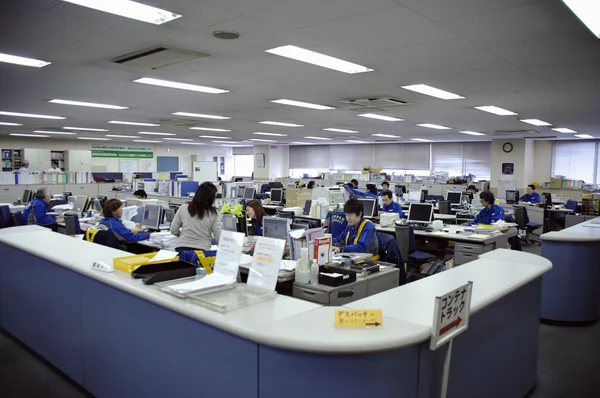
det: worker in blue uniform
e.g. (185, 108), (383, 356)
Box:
(381, 191), (403, 217)
(97, 198), (150, 242)
(345, 183), (378, 199)
(22, 187), (63, 227)
(469, 191), (505, 225)
(520, 184), (541, 204)
(332, 199), (378, 255)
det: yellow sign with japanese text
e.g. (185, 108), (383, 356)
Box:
(334, 309), (383, 328)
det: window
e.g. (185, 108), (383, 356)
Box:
(552, 141), (598, 183)
(430, 142), (491, 179)
(233, 155), (254, 177)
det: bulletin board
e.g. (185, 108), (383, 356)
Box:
(119, 159), (138, 173)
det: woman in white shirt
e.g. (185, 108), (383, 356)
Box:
(170, 182), (222, 252)
(47, 162), (60, 173)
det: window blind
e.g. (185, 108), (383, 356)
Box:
(552, 141), (596, 183)
(431, 143), (463, 176)
(402, 143), (430, 169)
(463, 142), (491, 178)
(231, 146), (253, 155)
(327, 145), (351, 170)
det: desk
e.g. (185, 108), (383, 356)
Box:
(0, 229), (551, 398)
(540, 218), (600, 325)
(544, 207), (574, 233)
(433, 214), (456, 222)
(0, 203), (25, 213)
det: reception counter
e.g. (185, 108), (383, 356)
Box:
(540, 218), (600, 325)
(0, 228), (552, 398)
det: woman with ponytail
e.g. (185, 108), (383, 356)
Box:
(170, 182), (222, 252)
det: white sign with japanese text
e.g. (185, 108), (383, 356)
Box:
(213, 231), (245, 278)
(430, 282), (473, 350)
(247, 237), (285, 291)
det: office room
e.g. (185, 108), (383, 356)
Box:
(0, 1), (599, 397)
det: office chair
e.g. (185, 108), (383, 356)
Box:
(12, 211), (23, 227)
(438, 201), (451, 215)
(83, 229), (127, 251)
(566, 200), (578, 212)
(0, 205), (12, 228)
(325, 211), (347, 237)
(260, 183), (271, 194)
(513, 206), (542, 245)
(394, 224), (435, 267)
(376, 232), (406, 285)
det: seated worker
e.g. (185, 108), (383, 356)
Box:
(133, 189), (148, 199)
(97, 198), (150, 243)
(245, 199), (267, 236)
(22, 187), (64, 228)
(381, 191), (403, 217)
(350, 178), (359, 189)
(332, 199), (378, 255)
(469, 191), (505, 226)
(381, 181), (391, 194)
(345, 183), (378, 199)
(467, 185), (478, 195)
(307, 181), (316, 189)
(520, 184), (541, 204)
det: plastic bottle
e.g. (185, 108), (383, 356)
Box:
(296, 248), (310, 284)
(310, 260), (319, 286)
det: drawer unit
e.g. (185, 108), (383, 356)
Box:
(366, 267), (400, 296)
(454, 251), (480, 266)
(454, 242), (487, 254)
(293, 279), (367, 306)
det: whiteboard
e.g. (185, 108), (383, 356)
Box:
(192, 161), (218, 182)
(119, 159), (138, 173)
(142, 159), (154, 172)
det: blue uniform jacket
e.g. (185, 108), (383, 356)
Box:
(251, 219), (263, 236)
(470, 204), (505, 226)
(22, 198), (56, 226)
(382, 201), (403, 217)
(520, 192), (541, 204)
(332, 218), (378, 254)
(97, 216), (150, 243)
(345, 185), (377, 199)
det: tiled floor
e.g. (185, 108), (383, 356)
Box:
(1, 244), (598, 397)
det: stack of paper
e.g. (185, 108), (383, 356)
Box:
(148, 232), (179, 249)
(166, 273), (236, 295)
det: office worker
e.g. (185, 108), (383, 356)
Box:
(245, 199), (267, 236)
(332, 199), (378, 255)
(47, 162), (60, 173)
(22, 187), (64, 227)
(345, 183), (378, 199)
(98, 199), (150, 243)
(520, 184), (541, 204)
(133, 190), (148, 199)
(350, 179), (359, 188)
(382, 191), (403, 217)
(307, 181), (316, 189)
(381, 181), (391, 193)
(18, 160), (29, 172)
(170, 182), (222, 252)
(469, 191), (505, 226)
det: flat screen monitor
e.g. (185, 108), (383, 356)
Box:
(293, 216), (322, 229)
(303, 199), (312, 215)
(244, 187), (256, 200)
(237, 187), (246, 198)
(22, 189), (32, 204)
(142, 204), (161, 231)
(421, 189), (428, 203)
(395, 185), (407, 195)
(447, 191), (462, 205)
(357, 198), (376, 218)
(505, 190), (519, 204)
(235, 177), (243, 182)
(97, 195), (107, 208)
(263, 217), (290, 240)
(542, 192), (552, 207)
(271, 188), (283, 203)
(222, 214), (238, 232)
(407, 203), (434, 224)
(407, 190), (422, 203)
(72, 195), (88, 215)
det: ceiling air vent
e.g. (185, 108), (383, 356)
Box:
(111, 46), (209, 70)
(339, 96), (412, 108)
(493, 130), (540, 136)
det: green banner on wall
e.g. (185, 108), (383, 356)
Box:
(91, 150), (153, 158)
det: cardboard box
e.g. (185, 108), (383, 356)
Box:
(550, 178), (563, 189)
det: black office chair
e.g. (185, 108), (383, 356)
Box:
(12, 211), (23, 227)
(83, 229), (127, 251)
(438, 201), (451, 215)
(513, 207), (542, 246)
(0, 205), (12, 228)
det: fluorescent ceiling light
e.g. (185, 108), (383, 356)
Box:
(562, 0), (600, 38)
(271, 99), (334, 110)
(358, 113), (403, 122)
(520, 119), (552, 126)
(552, 128), (577, 133)
(459, 131), (486, 136)
(63, 126), (108, 131)
(324, 128), (358, 133)
(260, 121), (303, 127)
(575, 134), (594, 139)
(411, 138), (433, 142)
(108, 120), (159, 126)
(417, 123), (451, 130)
(134, 78), (228, 94)
(0, 52), (51, 68)
(213, 140), (240, 144)
(0, 122), (22, 126)
(253, 132), (287, 137)
(33, 130), (76, 135)
(401, 84), (464, 100)
(266, 45), (373, 74)
(78, 137), (110, 141)
(134, 140), (160, 143)
(346, 140), (368, 143)
(291, 142), (313, 145)
(49, 99), (128, 109)
(10, 133), (49, 138)
(190, 127), (231, 132)
(164, 138), (193, 141)
(63, 0), (181, 25)
(138, 132), (176, 136)
(0, 111), (65, 120)
(474, 106), (517, 116)
(105, 135), (140, 138)
(372, 134), (400, 138)
(249, 138), (277, 142)
(199, 135), (230, 139)
(172, 112), (230, 120)
(304, 136), (332, 140)
(181, 142), (206, 145)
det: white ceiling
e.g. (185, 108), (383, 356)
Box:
(0, 0), (598, 147)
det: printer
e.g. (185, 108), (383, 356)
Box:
(380, 212), (400, 227)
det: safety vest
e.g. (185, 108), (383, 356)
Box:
(345, 219), (371, 246)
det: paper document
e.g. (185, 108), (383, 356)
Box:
(280, 260), (297, 271)
(151, 249), (179, 262)
(121, 205), (139, 221)
(167, 272), (236, 294)
(468, 234), (489, 240)
(122, 219), (136, 229)
(247, 237), (285, 291)
(213, 231), (245, 277)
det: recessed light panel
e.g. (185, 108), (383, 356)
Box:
(271, 99), (334, 110)
(0, 111), (65, 120)
(249, 138), (277, 142)
(199, 135), (230, 139)
(49, 99), (128, 109)
(304, 136), (332, 140)
(520, 119), (552, 127)
(574, 134), (594, 139)
(458, 131), (486, 136)
(33, 130), (76, 135)
(346, 140), (368, 143)
(358, 113), (403, 122)
(134, 78), (228, 94)
(173, 112), (230, 120)
(108, 120), (159, 126)
(552, 128), (577, 133)
(266, 45), (373, 74)
(78, 137), (111, 141)
(0, 52), (50, 68)
(190, 127), (231, 132)
(0, 122), (23, 126)
(372, 134), (400, 138)
(63, 126), (108, 131)
(562, 0), (600, 38)
(401, 84), (464, 100)
(10, 133), (49, 138)
(475, 106), (517, 116)
(411, 138), (433, 142)
(324, 128), (358, 133)
(417, 123), (451, 130)
(260, 121), (303, 127)
(134, 139), (161, 143)
(106, 135), (140, 138)
(253, 132), (287, 137)
(138, 132), (176, 136)
(63, 0), (182, 25)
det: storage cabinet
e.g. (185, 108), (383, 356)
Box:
(64, 150), (92, 171)
(63, 184), (98, 197)
(23, 149), (52, 172)
(0, 186), (23, 202)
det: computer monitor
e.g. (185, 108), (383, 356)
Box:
(358, 198), (376, 219)
(293, 215), (322, 229)
(407, 190), (422, 203)
(263, 217), (290, 240)
(506, 190), (519, 204)
(97, 195), (107, 208)
(447, 191), (462, 206)
(164, 208), (175, 223)
(235, 177), (243, 182)
(542, 192), (552, 207)
(303, 199), (312, 216)
(421, 189), (428, 203)
(271, 188), (283, 203)
(222, 214), (238, 232)
(72, 195), (88, 216)
(407, 203), (434, 224)
(237, 187), (246, 198)
(244, 187), (256, 200)
(142, 204), (161, 231)
(22, 189), (32, 204)
(395, 185), (407, 195)
(269, 182), (283, 190)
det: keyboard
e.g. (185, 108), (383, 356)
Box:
(410, 223), (431, 231)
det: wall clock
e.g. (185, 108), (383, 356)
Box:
(502, 142), (513, 153)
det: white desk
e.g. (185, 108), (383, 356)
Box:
(433, 214), (456, 221)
